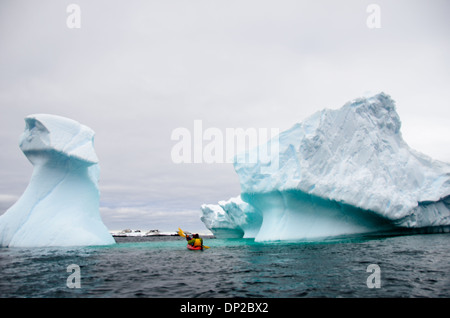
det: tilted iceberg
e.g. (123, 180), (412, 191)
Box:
(0, 114), (115, 247)
(201, 93), (450, 241)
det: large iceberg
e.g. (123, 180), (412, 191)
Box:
(0, 114), (115, 247)
(201, 93), (450, 241)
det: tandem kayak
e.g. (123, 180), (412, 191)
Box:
(187, 244), (203, 251)
(178, 228), (210, 249)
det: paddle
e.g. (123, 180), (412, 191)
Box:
(178, 228), (210, 249)
(177, 227), (186, 237)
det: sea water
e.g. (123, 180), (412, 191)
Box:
(0, 233), (449, 298)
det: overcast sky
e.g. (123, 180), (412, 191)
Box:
(0, 0), (449, 232)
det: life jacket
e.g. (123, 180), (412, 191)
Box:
(193, 238), (202, 247)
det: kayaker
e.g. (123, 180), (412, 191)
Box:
(186, 233), (203, 250)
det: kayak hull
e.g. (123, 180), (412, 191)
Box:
(187, 244), (203, 251)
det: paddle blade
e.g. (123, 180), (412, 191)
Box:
(178, 228), (186, 237)
(203, 246), (210, 249)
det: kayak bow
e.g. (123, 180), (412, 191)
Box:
(187, 244), (203, 251)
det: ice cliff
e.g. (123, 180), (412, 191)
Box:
(0, 114), (115, 247)
(201, 93), (450, 241)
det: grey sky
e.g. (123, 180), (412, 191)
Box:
(1, 0), (449, 232)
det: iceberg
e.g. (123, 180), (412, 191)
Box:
(0, 114), (115, 247)
(201, 195), (262, 238)
(201, 93), (450, 241)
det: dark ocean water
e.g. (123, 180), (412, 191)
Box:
(0, 233), (449, 298)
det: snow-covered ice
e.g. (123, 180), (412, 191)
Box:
(0, 114), (115, 247)
(201, 93), (450, 241)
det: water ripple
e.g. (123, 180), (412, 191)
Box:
(0, 233), (449, 297)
